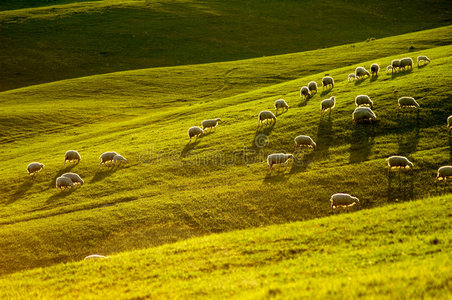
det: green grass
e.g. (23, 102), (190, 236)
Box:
(0, 194), (450, 299)
(0, 25), (451, 276)
(0, 0), (451, 91)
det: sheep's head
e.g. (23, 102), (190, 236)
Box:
(216, 118), (221, 122)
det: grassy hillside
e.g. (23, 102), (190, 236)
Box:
(0, 25), (451, 275)
(0, 195), (450, 299)
(1, 0), (451, 91)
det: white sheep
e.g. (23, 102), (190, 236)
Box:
(370, 63), (380, 76)
(113, 154), (127, 166)
(308, 81), (318, 94)
(417, 55), (431, 67)
(201, 118), (221, 132)
(330, 193), (359, 211)
(56, 176), (74, 189)
(300, 86), (310, 99)
(64, 150), (81, 164)
(447, 115), (452, 130)
(391, 59), (400, 72)
(274, 99), (289, 114)
(258, 110), (277, 127)
(355, 66), (370, 79)
(398, 97), (419, 112)
(399, 57), (413, 70)
(352, 107), (377, 125)
(386, 155), (414, 172)
(27, 162), (44, 175)
(348, 73), (356, 82)
(99, 151), (118, 166)
(84, 254), (108, 260)
(320, 96), (336, 114)
(267, 153), (293, 169)
(322, 76), (334, 90)
(436, 166), (452, 183)
(386, 65), (393, 74)
(188, 126), (203, 141)
(294, 135), (316, 150)
(62, 173), (84, 186)
(355, 95), (374, 109)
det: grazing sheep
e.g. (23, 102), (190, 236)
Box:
(308, 81), (318, 94)
(398, 97), (419, 112)
(258, 110), (277, 127)
(386, 156), (414, 171)
(436, 166), (452, 183)
(348, 73), (356, 82)
(355, 66), (370, 79)
(322, 76), (334, 90)
(352, 107), (377, 125)
(99, 151), (118, 166)
(330, 193), (359, 211)
(294, 135), (316, 150)
(201, 118), (221, 132)
(84, 254), (108, 260)
(386, 65), (393, 74)
(417, 55), (431, 67)
(274, 99), (289, 114)
(27, 162), (44, 175)
(447, 115), (452, 130)
(300, 86), (310, 99)
(399, 57), (413, 70)
(267, 153), (293, 169)
(56, 176), (74, 189)
(320, 96), (336, 114)
(188, 126), (203, 142)
(355, 95), (374, 109)
(370, 63), (380, 76)
(113, 154), (127, 166)
(64, 150), (81, 164)
(62, 173), (84, 186)
(391, 59), (400, 72)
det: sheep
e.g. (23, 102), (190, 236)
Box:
(386, 155), (414, 172)
(348, 73), (356, 82)
(355, 95), (374, 109)
(355, 66), (370, 79)
(398, 97), (419, 112)
(27, 162), (44, 175)
(267, 153), (293, 169)
(201, 118), (221, 132)
(385, 66), (393, 74)
(274, 99), (289, 114)
(294, 135), (316, 150)
(64, 150), (81, 164)
(417, 55), (431, 67)
(188, 126), (203, 142)
(436, 166), (452, 183)
(370, 63), (380, 76)
(84, 254), (108, 260)
(352, 107), (376, 125)
(300, 86), (310, 99)
(322, 76), (334, 90)
(99, 151), (118, 166)
(330, 193), (359, 211)
(308, 81), (318, 94)
(56, 176), (74, 189)
(113, 154), (127, 166)
(320, 96), (336, 115)
(447, 115), (452, 130)
(258, 110), (276, 127)
(62, 172), (84, 186)
(399, 57), (413, 70)
(391, 59), (400, 72)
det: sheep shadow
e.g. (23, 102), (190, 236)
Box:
(370, 75), (378, 82)
(47, 188), (77, 203)
(349, 125), (376, 163)
(449, 132), (452, 162)
(320, 89), (333, 97)
(391, 68), (413, 79)
(397, 117), (420, 155)
(7, 177), (34, 204)
(289, 152), (315, 174)
(354, 77), (369, 86)
(89, 166), (119, 183)
(298, 97), (310, 107)
(316, 118), (333, 159)
(181, 139), (201, 157)
(263, 168), (290, 183)
(252, 124), (275, 148)
(275, 110), (288, 117)
(47, 163), (78, 189)
(417, 64), (429, 70)
(387, 171), (414, 202)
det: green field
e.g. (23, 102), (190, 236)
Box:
(1, 0), (451, 91)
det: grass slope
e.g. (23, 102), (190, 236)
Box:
(0, 0), (451, 91)
(0, 25), (451, 275)
(0, 195), (450, 299)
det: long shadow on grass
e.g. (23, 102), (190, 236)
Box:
(89, 166), (119, 183)
(316, 117), (333, 159)
(252, 123), (275, 149)
(387, 171), (414, 202)
(181, 139), (201, 158)
(48, 163), (78, 189)
(47, 188), (77, 203)
(391, 68), (413, 79)
(397, 113), (420, 155)
(354, 77), (369, 86)
(7, 177), (34, 205)
(370, 75), (378, 82)
(349, 125), (376, 163)
(320, 89), (333, 97)
(263, 168), (290, 183)
(289, 152), (315, 174)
